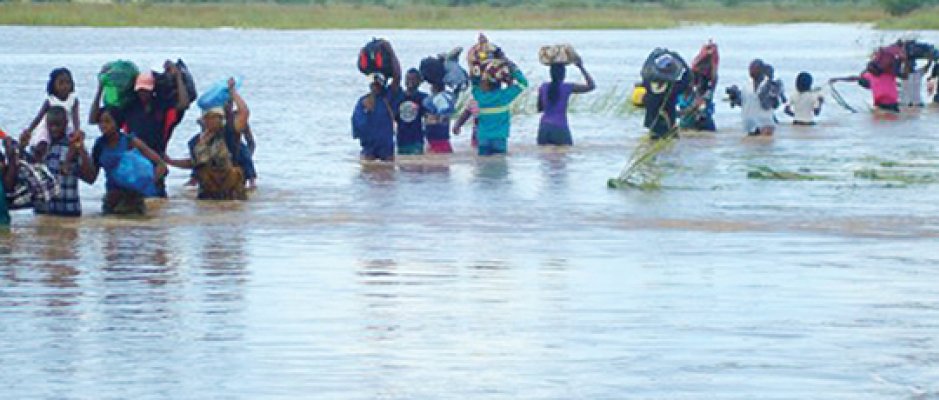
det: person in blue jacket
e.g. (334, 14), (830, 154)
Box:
(352, 39), (403, 162)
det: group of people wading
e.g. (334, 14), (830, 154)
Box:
(1, 60), (255, 223)
(2, 34), (938, 225)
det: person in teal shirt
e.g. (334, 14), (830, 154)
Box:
(471, 59), (528, 156)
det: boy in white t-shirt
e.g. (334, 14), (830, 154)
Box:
(785, 72), (824, 125)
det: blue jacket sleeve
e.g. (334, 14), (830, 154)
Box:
(351, 98), (368, 139)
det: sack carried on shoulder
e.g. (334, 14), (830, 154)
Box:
(539, 44), (579, 66)
(358, 39), (394, 77)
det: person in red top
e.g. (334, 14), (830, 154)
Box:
(89, 60), (190, 197)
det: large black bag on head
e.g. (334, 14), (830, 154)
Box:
(358, 39), (394, 77)
(641, 48), (687, 83)
(419, 56), (446, 87)
(154, 59), (198, 107)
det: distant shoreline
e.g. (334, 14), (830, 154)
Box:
(0, 3), (936, 30)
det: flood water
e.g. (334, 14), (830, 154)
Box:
(1, 24), (939, 398)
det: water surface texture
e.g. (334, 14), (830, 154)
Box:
(1, 25), (939, 399)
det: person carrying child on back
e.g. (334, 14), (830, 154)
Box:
(784, 72), (824, 125)
(469, 34), (528, 156)
(352, 39), (403, 162)
(20, 68), (82, 163)
(641, 48), (689, 139)
(536, 53), (596, 146)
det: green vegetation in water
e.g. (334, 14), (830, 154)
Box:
(746, 166), (830, 181)
(609, 135), (677, 190)
(510, 84), (640, 117)
(853, 168), (939, 184)
(0, 2), (915, 30)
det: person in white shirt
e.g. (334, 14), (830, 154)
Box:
(784, 72), (824, 125)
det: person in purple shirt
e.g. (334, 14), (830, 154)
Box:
(536, 60), (596, 146)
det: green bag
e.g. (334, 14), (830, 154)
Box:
(99, 60), (140, 109)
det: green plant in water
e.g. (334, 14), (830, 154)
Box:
(746, 166), (828, 181)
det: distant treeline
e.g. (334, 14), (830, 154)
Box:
(12, 0), (939, 16)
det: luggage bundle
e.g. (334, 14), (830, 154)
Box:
(868, 44), (904, 76)
(357, 38), (395, 78)
(99, 60), (140, 109)
(420, 47), (470, 93)
(538, 44), (580, 66)
(6, 161), (59, 210)
(154, 59), (198, 107)
(641, 48), (687, 83)
(110, 149), (158, 197)
(467, 36), (513, 85)
(197, 77), (243, 111)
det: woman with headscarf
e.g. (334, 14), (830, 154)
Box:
(164, 78), (250, 200)
(536, 59), (595, 146)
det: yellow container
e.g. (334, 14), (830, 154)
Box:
(631, 84), (647, 107)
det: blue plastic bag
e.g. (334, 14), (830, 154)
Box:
(111, 149), (158, 197)
(197, 77), (243, 110)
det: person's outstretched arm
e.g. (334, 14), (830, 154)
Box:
(571, 61), (596, 94)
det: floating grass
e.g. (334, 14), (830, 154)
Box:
(608, 134), (678, 190)
(747, 166), (830, 181)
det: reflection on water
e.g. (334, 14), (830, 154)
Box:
(1, 24), (939, 398)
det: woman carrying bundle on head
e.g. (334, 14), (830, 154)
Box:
(536, 44), (595, 146)
(469, 34), (528, 156)
(164, 78), (251, 201)
(640, 48), (689, 140)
